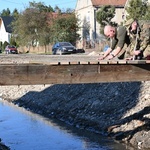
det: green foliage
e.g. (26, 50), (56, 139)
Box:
(0, 41), (2, 50)
(3, 41), (9, 50)
(10, 38), (17, 46)
(50, 13), (80, 44)
(96, 5), (115, 26)
(29, 1), (54, 12)
(12, 6), (50, 46)
(11, 1), (79, 47)
(12, 9), (19, 18)
(141, 5), (150, 20)
(126, 0), (149, 20)
(0, 8), (19, 18)
(0, 8), (11, 16)
(54, 6), (61, 13)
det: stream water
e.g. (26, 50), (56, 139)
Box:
(0, 100), (130, 150)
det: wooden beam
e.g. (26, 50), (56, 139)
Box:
(0, 62), (149, 85)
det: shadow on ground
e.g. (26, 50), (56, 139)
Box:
(12, 82), (149, 146)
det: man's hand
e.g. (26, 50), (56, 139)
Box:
(133, 50), (141, 55)
(107, 54), (114, 60)
(98, 56), (105, 60)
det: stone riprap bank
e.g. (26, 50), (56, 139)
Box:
(0, 81), (150, 149)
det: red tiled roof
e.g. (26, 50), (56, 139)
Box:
(91, 0), (127, 6)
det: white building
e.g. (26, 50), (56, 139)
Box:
(0, 16), (14, 44)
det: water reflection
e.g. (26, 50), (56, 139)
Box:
(0, 100), (128, 150)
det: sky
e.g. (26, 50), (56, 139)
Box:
(0, 0), (77, 12)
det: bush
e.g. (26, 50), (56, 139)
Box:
(3, 41), (9, 51)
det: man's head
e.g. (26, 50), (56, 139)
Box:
(104, 25), (115, 38)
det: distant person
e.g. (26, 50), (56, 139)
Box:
(98, 24), (130, 60)
(124, 18), (150, 60)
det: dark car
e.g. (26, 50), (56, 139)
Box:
(5, 45), (18, 54)
(52, 42), (76, 55)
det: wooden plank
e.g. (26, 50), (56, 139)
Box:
(99, 60), (109, 64)
(78, 61), (89, 65)
(117, 60), (127, 64)
(108, 60), (118, 64)
(68, 61), (80, 65)
(87, 61), (99, 65)
(29, 61), (60, 65)
(28, 60), (149, 65)
(0, 63), (149, 85)
(127, 60), (146, 64)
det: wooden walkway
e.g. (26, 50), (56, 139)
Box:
(0, 54), (149, 85)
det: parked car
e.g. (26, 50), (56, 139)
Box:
(5, 45), (18, 54)
(52, 42), (76, 55)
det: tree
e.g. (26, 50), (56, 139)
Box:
(12, 9), (19, 18)
(0, 8), (19, 17)
(3, 41), (9, 51)
(96, 5), (115, 26)
(50, 13), (80, 44)
(12, 6), (50, 48)
(54, 6), (61, 13)
(0, 8), (11, 16)
(29, 1), (54, 12)
(10, 37), (17, 47)
(11, 1), (80, 50)
(126, 0), (149, 20)
(143, 5), (150, 20)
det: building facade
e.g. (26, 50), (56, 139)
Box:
(0, 16), (14, 44)
(75, 0), (129, 49)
